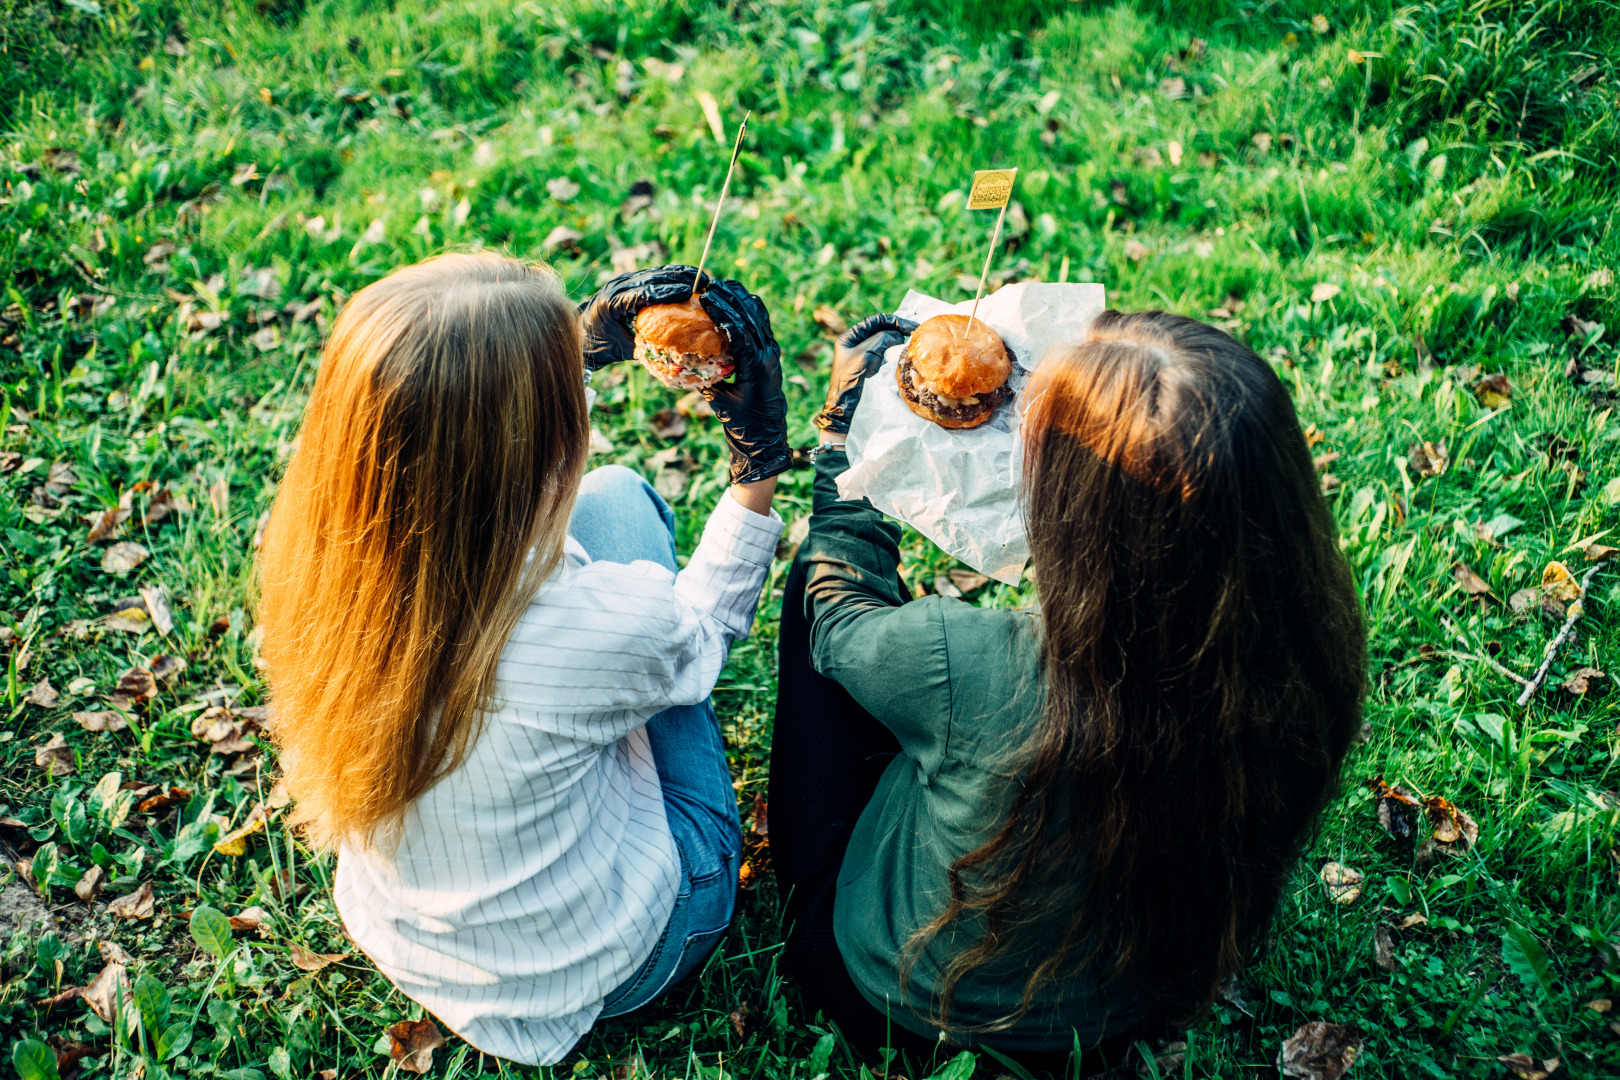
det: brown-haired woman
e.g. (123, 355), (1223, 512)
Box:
(772, 310), (1367, 1072)
(259, 254), (790, 1065)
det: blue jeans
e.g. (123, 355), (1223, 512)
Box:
(568, 465), (743, 1016)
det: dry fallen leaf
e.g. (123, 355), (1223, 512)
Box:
(1542, 561), (1582, 602)
(1310, 282), (1341, 304)
(110, 667), (158, 710)
(1563, 667), (1606, 695)
(141, 586), (174, 636)
(289, 942), (350, 971)
(209, 476), (230, 517)
(651, 408), (687, 441)
(948, 569), (992, 594)
(1397, 912), (1428, 930)
(1497, 1054), (1560, 1080)
(1472, 372), (1513, 409)
(48, 1036), (95, 1078)
(86, 506), (131, 544)
(103, 606), (152, 634)
(229, 906), (271, 932)
(1373, 925), (1397, 970)
(152, 654), (186, 682)
(214, 804), (269, 856)
(1420, 795), (1479, 857)
(98, 940), (133, 964)
(675, 391), (714, 419)
(105, 880), (155, 919)
(74, 710), (129, 733)
(812, 304), (848, 337)
(1277, 1022), (1363, 1080)
(80, 961), (131, 1023)
(1409, 441), (1449, 478)
(1582, 542), (1618, 562)
(1586, 998), (1612, 1014)
(1368, 776), (1421, 846)
(75, 864), (106, 904)
(101, 541), (150, 573)
(35, 733), (76, 776)
(24, 677), (59, 708)
(1452, 562), (1492, 596)
(386, 1018), (447, 1074)
(136, 786), (192, 813)
(1318, 861), (1364, 905)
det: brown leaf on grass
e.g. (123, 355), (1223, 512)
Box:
(151, 654), (186, 682)
(1452, 562), (1492, 596)
(191, 706), (258, 754)
(317, 1071), (337, 1080)
(36, 985), (84, 1011)
(1508, 588), (1543, 616)
(103, 606), (151, 634)
(1277, 1022), (1363, 1080)
(1563, 667), (1606, 695)
(1497, 1054), (1559, 1080)
(86, 507), (130, 544)
(136, 786), (191, 809)
(1420, 795), (1479, 858)
(728, 1001), (759, 1039)
(1367, 776), (1421, 845)
(1542, 561), (1582, 602)
(1587, 998), (1613, 1013)
(1408, 441), (1449, 477)
(136, 786), (191, 813)
(141, 485), (185, 525)
(289, 942), (350, 971)
(109, 667), (157, 711)
(74, 864), (106, 904)
(105, 881), (155, 919)
(386, 1018), (447, 1074)
(35, 733), (76, 776)
(651, 408), (687, 441)
(43, 148), (82, 174)
(97, 941), (132, 964)
(812, 304), (848, 337)
(1318, 862), (1364, 905)
(675, 391), (714, 419)
(141, 586), (174, 636)
(1373, 925), (1397, 970)
(1582, 542), (1619, 562)
(25, 677), (59, 708)
(1472, 372), (1513, 409)
(214, 804), (269, 856)
(948, 569), (992, 594)
(101, 541), (150, 573)
(1397, 912), (1428, 930)
(74, 710), (128, 733)
(229, 906), (270, 932)
(47, 1035), (95, 1078)
(1310, 282), (1340, 304)
(81, 962), (131, 1022)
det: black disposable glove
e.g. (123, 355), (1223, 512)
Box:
(697, 279), (791, 485)
(577, 264), (711, 371)
(814, 313), (918, 434)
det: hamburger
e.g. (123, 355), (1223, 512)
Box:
(897, 314), (1014, 429)
(633, 296), (735, 390)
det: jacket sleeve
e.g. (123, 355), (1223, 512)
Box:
(797, 450), (953, 776)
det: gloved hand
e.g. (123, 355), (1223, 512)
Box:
(578, 264), (710, 371)
(697, 279), (791, 485)
(814, 313), (918, 434)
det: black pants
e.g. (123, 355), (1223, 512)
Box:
(769, 562), (1140, 1077)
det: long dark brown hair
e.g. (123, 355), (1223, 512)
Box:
(908, 310), (1366, 1027)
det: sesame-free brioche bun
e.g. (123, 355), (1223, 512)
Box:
(897, 314), (1014, 429)
(633, 296), (734, 390)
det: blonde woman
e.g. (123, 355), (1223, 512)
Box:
(258, 254), (788, 1065)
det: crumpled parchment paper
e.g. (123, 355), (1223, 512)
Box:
(837, 281), (1107, 584)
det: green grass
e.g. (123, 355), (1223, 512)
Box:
(2, 0), (1619, 1076)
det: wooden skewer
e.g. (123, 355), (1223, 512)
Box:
(692, 110), (751, 298)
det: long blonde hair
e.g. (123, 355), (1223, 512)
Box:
(258, 252), (589, 850)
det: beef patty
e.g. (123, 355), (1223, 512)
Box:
(897, 356), (1012, 424)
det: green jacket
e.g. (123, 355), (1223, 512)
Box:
(797, 450), (1146, 1051)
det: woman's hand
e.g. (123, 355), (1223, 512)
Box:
(698, 279), (791, 485)
(813, 314), (918, 440)
(578, 265), (710, 371)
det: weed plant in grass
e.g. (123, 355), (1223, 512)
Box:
(1, 0), (1618, 1077)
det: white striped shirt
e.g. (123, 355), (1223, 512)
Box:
(334, 491), (784, 1065)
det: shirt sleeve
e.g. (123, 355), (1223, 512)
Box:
(798, 450), (953, 776)
(497, 488), (783, 743)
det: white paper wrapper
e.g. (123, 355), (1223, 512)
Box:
(837, 282), (1107, 585)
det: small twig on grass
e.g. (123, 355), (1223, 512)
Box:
(1439, 616), (1531, 687)
(1515, 565), (1601, 708)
